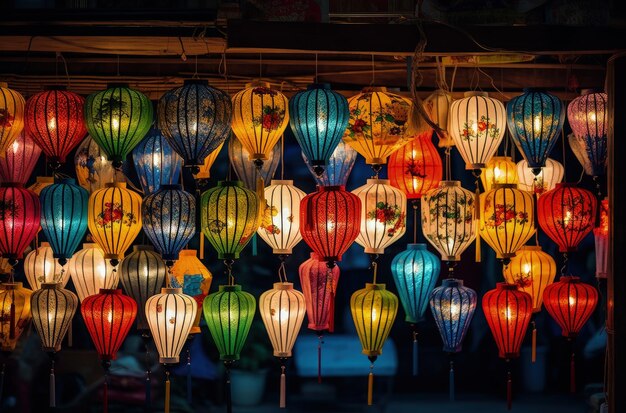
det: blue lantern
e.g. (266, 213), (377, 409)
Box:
(228, 136), (279, 191)
(289, 84), (349, 176)
(142, 184), (196, 264)
(506, 89), (565, 175)
(132, 128), (182, 195)
(39, 178), (89, 266)
(303, 141), (357, 187)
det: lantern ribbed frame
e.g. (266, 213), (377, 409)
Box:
(429, 278), (477, 353)
(567, 91), (607, 176)
(516, 158), (564, 195)
(479, 184), (535, 259)
(537, 183), (597, 253)
(258, 179), (306, 255)
(24, 242), (68, 290)
(423, 89), (454, 147)
(0, 131), (41, 185)
(543, 276), (598, 338)
(299, 252), (340, 332)
(25, 87), (87, 164)
(391, 243), (440, 323)
(259, 282), (306, 358)
(350, 283), (398, 357)
(132, 130), (183, 195)
(503, 245), (557, 312)
(0, 183), (40, 260)
(142, 184), (195, 261)
(482, 282), (532, 359)
(569, 134), (605, 177)
(421, 181), (476, 262)
(0, 282), (32, 352)
(480, 156), (518, 192)
(0, 82), (26, 156)
(120, 245), (167, 332)
(74, 136), (120, 194)
(88, 182), (142, 261)
(203, 284), (256, 361)
(30, 282), (78, 352)
(304, 140), (357, 187)
(594, 199), (609, 279)
(449, 91), (506, 169)
(195, 142), (224, 180)
(68, 243), (118, 302)
(229, 131), (280, 190)
(146, 287), (197, 364)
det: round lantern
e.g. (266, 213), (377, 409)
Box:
(88, 182), (142, 265)
(421, 181), (476, 262)
(0, 131), (41, 185)
(0, 82), (26, 156)
(506, 89), (565, 174)
(480, 156), (518, 192)
(25, 86), (87, 169)
(68, 243), (118, 302)
(24, 242), (68, 290)
(567, 90), (607, 176)
(299, 252), (340, 333)
(503, 246), (556, 312)
(0, 183), (40, 261)
(229, 135), (280, 190)
(516, 158), (564, 195)
(423, 89), (453, 147)
(479, 184), (535, 261)
(132, 129), (183, 195)
(594, 198), (609, 279)
(289, 84), (349, 175)
(430, 278), (477, 353)
(142, 184), (195, 263)
(537, 183), (597, 253)
(303, 140), (357, 187)
(388, 132), (442, 199)
(300, 185), (361, 266)
(120, 245), (167, 332)
(28, 176), (54, 195)
(258, 180), (306, 255)
(195, 142), (224, 180)
(30, 283), (77, 353)
(449, 91), (506, 170)
(39, 178), (89, 265)
(74, 135), (119, 194)
(231, 82), (289, 166)
(0, 282), (32, 352)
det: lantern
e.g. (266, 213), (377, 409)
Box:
(195, 142), (224, 180)
(229, 135), (280, 190)
(480, 156), (518, 192)
(298, 252), (340, 333)
(289, 83), (349, 175)
(25, 87), (87, 169)
(0, 183), (40, 261)
(258, 180), (306, 255)
(0, 82), (25, 156)
(142, 184), (195, 263)
(537, 183), (597, 253)
(88, 182), (142, 266)
(516, 158), (564, 195)
(421, 181), (476, 262)
(567, 90), (607, 176)
(74, 135), (119, 194)
(423, 89), (453, 147)
(132, 129), (183, 195)
(303, 141), (357, 187)
(68, 243), (118, 302)
(28, 176), (54, 195)
(479, 184), (535, 261)
(0, 282), (32, 352)
(387, 132), (443, 199)
(503, 246), (556, 312)
(506, 89), (565, 174)
(594, 198), (609, 279)
(343, 87), (414, 166)
(200, 180), (260, 260)
(0, 131), (41, 185)
(24, 242), (68, 290)
(449, 92), (506, 170)
(300, 185), (361, 266)
(231, 82), (289, 166)
(120, 245), (167, 332)
(39, 178), (89, 265)
(0, 258), (10, 275)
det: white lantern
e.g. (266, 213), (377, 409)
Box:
(516, 158), (564, 195)
(68, 243), (117, 301)
(24, 242), (68, 290)
(423, 89), (453, 147)
(259, 282), (306, 357)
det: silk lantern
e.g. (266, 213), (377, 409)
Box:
(567, 90), (607, 177)
(0, 82), (25, 156)
(258, 180), (306, 255)
(24, 242), (68, 290)
(506, 89), (565, 174)
(594, 199), (609, 279)
(423, 89), (453, 147)
(503, 245), (556, 312)
(289, 83), (349, 175)
(480, 156), (518, 192)
(0, 183), (40, 262)
(517, 158), (564, 195)
(229, 135), (280, 191)
(132, 129), (183, 195)
(28, 176), (54, 195)
(299, 252), (340, 334)
(195, 142), (224, 180)
(304, 141), (357, 187)
(68, 243), (118, 302)
(0, 131), (41, 185)
(74, 135), (118, 194)
(25, 86), (87, 169)
(0, 282), (32, 352)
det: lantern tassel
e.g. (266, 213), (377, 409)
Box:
(506, 368), (512, 411)
(329, 288), (335, 333)
(225, 362), (233, 413)
(199, 230), (205, 260)
(570, 351), (576, 394)
(279, 363), (286, 408)
(103, 372), (109, 413)
(317, 334), (323, 383)
(531, 321), (537, 363)
(143, 335), (152, 412)
(449, 359), (455, 402)
(164, 368), (171, 413)
(187, 348), (192, 404)
(367, 361), (375, 406)
(9, 301), (15, 340)
(50, 358), (56, 408)
(412, 330), (418, 376)
(474, 184), (481, 263)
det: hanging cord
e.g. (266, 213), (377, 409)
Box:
(186, 344), (193, 404)
(259, 52), (263, 80)
(317, 333), (324, 384)
(472, 170), (482, 262)
(412, 200), (419, 244)
(449, 354), (455, 401)
(278, 256), (288, 283)
(279, 359), (287, 408)
(445, 146), (452, 181)
(224, 259), (235, 286)
(411, 325), (418, 376)
(367, 356), (377, 406)
(369, 255), (379, 285)
(314, 53), (318, 83)
(164, 366), (171, 413)
(506, 359), (513, 410)
(561, 253), (569, 277)
(570, 338), (577, 394)
(193, 55), (199, 79)
(370, 54), (376, 85)
(142, 334), (152, 412)
(280, 133), (285, 180)
(224, 361), (233, 413)
(561, 129), (568, 182)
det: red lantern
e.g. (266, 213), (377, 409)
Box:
(299, 252), (340, 333)
(300, 185), (360, 267)
(537, 183), (597, 253)
(0, 131), (41, 185)
(24, 87), (87, 169)
(0, 183), (40, 261)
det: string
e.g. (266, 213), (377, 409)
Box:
(259, 53), (263, 79)
(281, 134), (285, 180)
(445, 146), (452, 181)
(561, 128), (568, 182)
(371, 259), (378, 285)
(193, 55), (199, 79)
(278, 257), (287, 283)
(116, 55), (120, 77)
(370, 54), (375, 85)
(412, 201), (418, 244)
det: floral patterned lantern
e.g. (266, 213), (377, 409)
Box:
(0, 282), (32, 352)
(516, 158), (564, 196)
(74, 136), (119, 194)
(68, 243), (118, 302)
(299, 252), (340, 333)
(229, 135), (280, 191)
(132, 129), (183, 195)
(423, 89), (453, 147)
(24, 242), (68, 290)
(303, 141), (357, 187)
(0, 131), (41, 185)
(258, 180), (306, 255)
(0, 82), (25, 156)
(593, 198), (609, 279)
(0, 183), (40, 262)
(480, 156), (518, 192)
(503, 246), (556, 312)
(567, 90), (607, 176)
(195, 142), (224, 180)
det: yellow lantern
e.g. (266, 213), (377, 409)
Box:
(0, 258), (11, 275)
(0, 282), (32, 352)
(195, 142), (224, 180)
(88, 182), (142, 266)
(67, 243), (118, 302)
(24, 242), (68, 290)
(27, 176), (54, 195)
(503, 245), (556, 312)
(0, 82), (26, 156)
(480, 156), (518, 192)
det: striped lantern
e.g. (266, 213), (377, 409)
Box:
(423, 89), (453, 147)
(0, 282), (32, 352)
(259, 282), (306, 357)
(0, 183), (40, 261)
(516, 158), (564, 196)
(567, 90), (607, 176)
(429, 278), (477, 353)
(480, 156), (518, 192)
(229, 133), (280, 191)
(299, 252), (340, 333)
(132, 129), (183, 195)
(68, 243), (118, 302)
(0, 82), (26, 156)
(594, 199), (609, 279)
(543, 276), (598, 338)
(74, 136), (119, 194)
(503, 246), (556, 312)
(303, 141), (357, 187)
(30, 282), (78, 352)
(0, 131), (41, 185)
(24, 242), (68, 290)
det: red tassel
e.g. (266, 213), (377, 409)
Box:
(9, 302), (15, 340)
(570, 352), (576, 394)
(531, 322), (537, 363)
(328, 286), (335, 333)
(506, 370), (512, 411)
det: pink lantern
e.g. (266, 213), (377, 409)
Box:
(0, 131), (41, 185)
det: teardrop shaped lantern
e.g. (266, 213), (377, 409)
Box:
(503, 246), (556, 312)
(0, 82), (26, 156)
(299, 252), (340, 333)
(68, 243), (118, 302)
(132, 129), (183, 195)
(449, 92), (506, 170)
(480, 156), (518, 192)
(0, 183), (40, 262)
(421, 181), (476, 263)
(594, 198), (609, 279)
(85, 83), (153, 168)
(142, 184), (195, 264)
(506, 89), (565, 174)
(516, 158), (564, 196)
(0, 131), (41, 185)
(258, 180), (306, 255)
(537, 183), (597, 253)
(231, 82), (289, 166)
(343, 87), (414, 166)
(423, 89), (453, 147)
(195, 142), (224, 180)
(88, 182), (142, 266)
(388, 132), (443, 199)
(25, 86), (87, 170)
(40, 178), (89, 266)
(300, 185), (361, 267)
(229, 135), (280, 190)
(28, 176), (54, 195)
(303, 140), (357, 187)
(0, 282), (32, 352)
(567, 90), (607, 176)
(479, 184), (535, 262)
(120, 245), (167, 332)
(74, 136), (119, 194)
(430, 278), (477, 353)
(31, 283), (78, 352)
(289, 84), (349, 175)
(24, 242), (68, 290)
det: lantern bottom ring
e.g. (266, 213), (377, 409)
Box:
(272, 248), (293, 255)
(248, 153), (268, 161)
(364, 247), (385, 254)
(160, 356), (180, 364)
(190, 327), (201, 335)
(465, 163), (486, 170)
(366, 158), (387, 165)
(41, 346), (62, 353)
(220, 355), (241, 361)
(104, 253), (123, 260)
(218, 252), (240, 260)
(443, 346), (462, 353)
(274, 351), (292, 358)
(497, 253), (517, 259)
(500, 352), (520, 359)
(362, 349), (382, 357)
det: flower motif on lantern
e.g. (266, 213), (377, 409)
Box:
(0, 131), (41, 185)
(0, 183), (40, 261)
(258, 180), (306, 255)
(132, 129), (183, 195)
(259, 282), (306, 357)
(30, 283), (78, 352)
(423, 89), (453, 147)
(516, 158), (564, 195)
(0, 82), (25, 156)
(480, 156), (518, 192)
(543, 276), (598, 338)
(567, 90), (607, 176)
(68, 243), (118, 302)
(299, 252), (340, 333)
(24, 242), (68, 290)
(429, 278), (477, 353)
(303, 141), (357, 187)
(74, 136), (121, 194)
(594, 198), (609, 279)
(229, 135), (280, 191)
(0, 282), (32, 352)
(503, 246), (556, 312)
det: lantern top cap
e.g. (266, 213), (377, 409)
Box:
(98, 288), (122, 295)
(178, 249), (197, 257)
(406, 243), (427, 250)
(246, 80), (272, 89)
(44, 85), (68, 91)
(218, 284), (242, 292)
(366, 178), (390, 185)
(132, 245), (155, 252)
(82, 243), (99, 249)
(463, 91), (489, 98)
(0, 82), (7, 88)
(104, 182), (127, 189)
(106, 82), (130, 89)
(519, 245), (543, 251)
(580, 88), (605, 96)
(439, 180), (461, 187)
(270, 179), (294, 186)
(0, 182), (24, 188)
(1, 282), (23, 290)
(496, 282), (519, 291)
(161, 287), (183, 294)
(272, 282), (294, 290)
(55, 178), (76, 185)
(39, 241), (51, 248)
(217, 180), (245, 188)
(361, 86), (388, 93)
(521, 88), (549, 93)
(37, 176), (55, 183)
(183, 79), (209, 86)
(555, 182), (577, 188)
(490, 156), (514, 161)
(160, 184), (182, 190)
(365, 283), (386, 290)
(441, 278), (464, 287)
(559, 276), (581, 283)
(40, 282), (61, 289)
(318, 185), (345, 192)
(492, 183), (518, 189)
(307, 83), (332, 90)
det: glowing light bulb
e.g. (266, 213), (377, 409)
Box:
(107, 310), (113, 323)
(317, 113), (327, 133)
(48, 117), (57, 130)
(326, 219), (335, 232)
(522, 263), (532, 276)
(533, 115), (542, 134)
(371, 307), (378, 322)
(152, 153), (160, 168)
(471, 123), (478, 135)
(589, 112), (597, 122)
(112, 117), (120, 131)
(11, 140), (20, 153)
(568, 295), (576, 306)
(449, 302), (460, 318)
(563, 211), (572, 228)
(494, 166), (502, 181)
(505, 306), (513, 320)
(190, 122), (198, 134)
